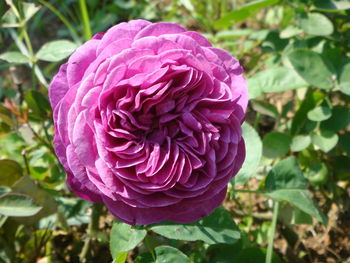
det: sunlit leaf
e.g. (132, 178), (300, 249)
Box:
(0, 51), (30, 63)
(36, 40), (77, 62)
(0, 194), (42, 217)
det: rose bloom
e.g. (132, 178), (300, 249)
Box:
(49, 20), (248, 225)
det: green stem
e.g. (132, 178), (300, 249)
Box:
(79, 203), (102, 262)
(38, 0), (81, 43)
(144, 235), (156, 261)
(79, 0), (92, 40)
(265, 201), (279, 263)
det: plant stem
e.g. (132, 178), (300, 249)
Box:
(265, 201), (279, 263)
(38, 0), (81, 43)
(144, 235), (156, 261)
(79, 0), (92, 40)
(79, 203), (103, 262)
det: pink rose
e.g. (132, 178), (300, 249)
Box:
(49, 20), (248, 225)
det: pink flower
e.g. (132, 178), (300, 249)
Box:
(49, 20), (248, 225)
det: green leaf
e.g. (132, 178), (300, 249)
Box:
(305, 162), (328, 185)
(265, 157), (308, 191)
(134, 253), (153, 263)
(291, 135), (311, 152)
(311, 131), (338, 152)
(314, 0), (350, 11)
(307, 106), (332, 121)
(320, 106), (350, 132)
(248, 67), (307, 99)
(262, 132), (292, 159)
(36, 40), (77, 62)
(251, 100), (279, 118)
(300, 13), (334, 36)
(234, 123), (262, 186)
(214, 0), (279, 28)
(339, 63), (350, 95)
(150, 207), (240, 244)
(280, 26), (302, 39)
(110, 221), (147, 259)
(291, 90), (325, 135)
(22, 2), (41, 22)
(24, 90), (51, 116)
(0, 194), (42, 217)
(339, 134), (350, 156)
(288, 49), (335, 90)
(266, 189), (326, 224)
(0, 51), (30, 63)
(0, 9), (20, 27)
(112, 252), (128, 263)
(0, 159), (23, 186)
(155, 246), (189, 263)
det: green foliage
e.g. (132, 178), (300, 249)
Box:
(0, 0), (349, 262)
(110, 221), (147, 259)
(150, 207), (240, 244)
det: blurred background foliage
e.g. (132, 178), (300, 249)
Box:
(0, 0), (350, 262)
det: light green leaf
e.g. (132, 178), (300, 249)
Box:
(110, 221), (147, 259)
(0, 194), (42, 217)
(234, 123), (262, 186)
(300, 13), (334, 36)
(288, 49), (335, 90)
(214, 0), (279, 28)
(307, 106), (332, 121)
(263, 132), (292, 159)
(112, 252), (128, 263)
(22, 2), (41, 22)
(248, 67), (307, 99)
(291, 135), (311, 152)
(0, 159), (23, 186)
(36, 40), (77, 62)
(0, 9), (20, 27)
(150, 207), (240, 244)
(155, 246), (189, 263)
(0, 51), (30, 63)
(339, 63), (350, 96)
(280, 26), (302, 39)
(311, 131), (338, 152)
(266, 189), (327, 224)
(265, 157), (308, 191)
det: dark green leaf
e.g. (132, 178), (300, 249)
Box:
(291, 90), (325, 135)
(36, 40), (77, 62)
(300, 13), (334, 36)
(234, 123), (262, 186)
(265, 157), (308, 191)
(155, 246), (189, 263)
(150, 207), (240, 244)
(252, 100), (279, 118)
(307, 106), (332, 121)
(288, 49), (335, 90)
(263, 132), (292, 159)
(314, 0), (350, 11)
(0, 159), (23, 186)
(320, 106), (350, 132)
(0, 194), (42, 217)
(110, 221), (147, 259)
(24, 90), (51, 116)
(339, 134), (350, 156)
(0, 51), (30, 64)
